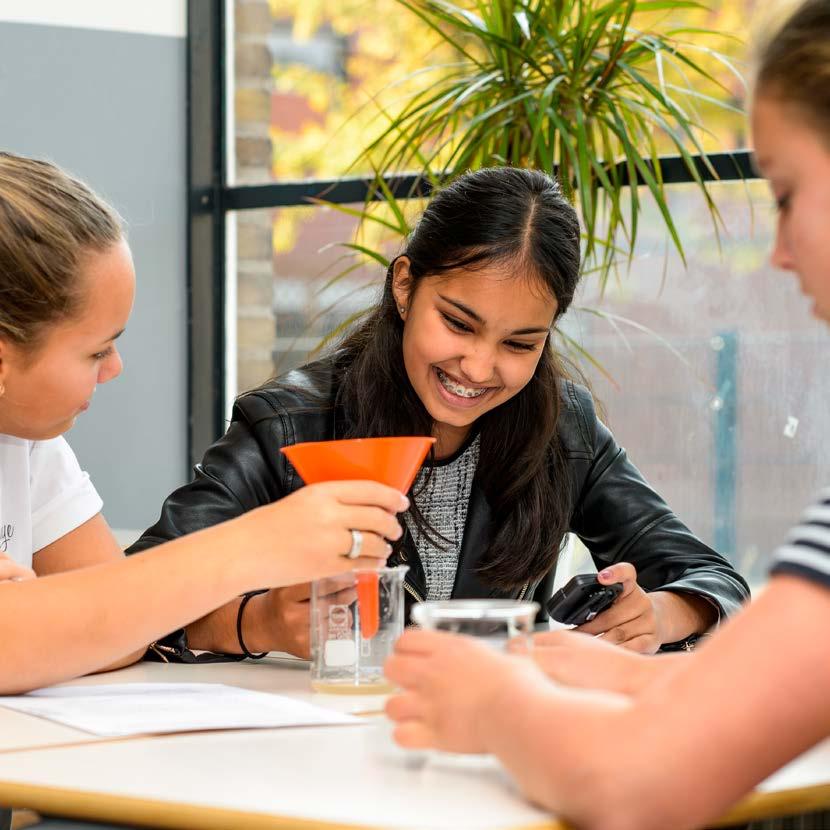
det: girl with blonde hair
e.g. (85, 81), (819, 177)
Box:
(0, 151), (406, 694)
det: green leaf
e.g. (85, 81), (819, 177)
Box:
(340, 243), (391, 268)
(555, 328), (620, 390)
(634, 0), (709, 10)
(576, 305), (692, 369)
(306, 198), (402, 234)
(309, 307), (375, 357)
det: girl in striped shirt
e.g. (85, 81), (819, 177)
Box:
(384, 2), (830, 828)
(771, 488), (830, 587)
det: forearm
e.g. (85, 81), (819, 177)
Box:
(481, 676), (633, 829)
(0, 520), (257, 694)
(185, 598), (244, 654)
(488, 578), (830, 830)
(92, 647), (149, 674)
(615, 651), (688, 697)
(187, 591), (288, 655)
(621, 578), (830, 829)
(651, 589), (718, 643)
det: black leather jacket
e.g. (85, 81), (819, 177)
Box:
(129, 359), (749, 654)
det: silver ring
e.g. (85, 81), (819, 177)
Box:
(345, 529), (363, 560)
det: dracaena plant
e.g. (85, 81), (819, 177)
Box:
(310, 0), (744, 370)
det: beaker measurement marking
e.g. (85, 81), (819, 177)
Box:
(328, 604), (351, 636)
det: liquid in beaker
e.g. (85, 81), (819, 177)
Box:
(310, 565), (408, 694)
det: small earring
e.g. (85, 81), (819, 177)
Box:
(399, 306), (405, 315)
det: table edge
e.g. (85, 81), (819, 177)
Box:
(0, 780), (567, 830)
(2, 775), (830, 829)
(713, 781), (830, 826)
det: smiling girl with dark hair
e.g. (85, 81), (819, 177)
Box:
(133, 165), (747, 661)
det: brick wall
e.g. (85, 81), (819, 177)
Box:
(234, 0), (276, 392)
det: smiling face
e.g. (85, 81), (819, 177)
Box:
(752, 95), (830, 322)
(392, 258), (558, 458)
(0, 238), (136, 440)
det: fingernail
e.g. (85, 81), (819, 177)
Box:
(399, 495), (410, 511)
(599, 568), (613, 580)
(10, 576), (23, 583)
(385, 543), (393, 556)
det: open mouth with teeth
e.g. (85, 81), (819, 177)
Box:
(435, 367), (489, 399)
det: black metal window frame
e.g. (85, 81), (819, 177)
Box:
(187, 0), (758, 469)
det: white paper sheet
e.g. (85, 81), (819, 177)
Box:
(0, 683), (361, 737)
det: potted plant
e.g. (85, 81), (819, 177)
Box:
(313, 0), (744, 355)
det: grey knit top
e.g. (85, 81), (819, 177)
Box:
(404, 434), (481, 600)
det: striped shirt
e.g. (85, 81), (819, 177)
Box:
(769, 487), (830, 588)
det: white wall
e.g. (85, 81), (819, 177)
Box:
(0, 1), (185, 37)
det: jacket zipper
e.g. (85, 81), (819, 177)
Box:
(148, 642), (172, 663)
(517, 582), (529, 601)
(404, 581), (424, 603)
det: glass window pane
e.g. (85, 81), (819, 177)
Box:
(231, 201), (417, 394)
(570, 180), (828, 585)
(230, 180), (824, 587)
(230, 0), (753, 185)
(231, 0), (448, 184)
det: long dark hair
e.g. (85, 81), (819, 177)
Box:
(332, 167), (582, 589)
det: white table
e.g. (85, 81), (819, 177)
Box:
(0, 661), (828, 830)
(0, 656), (384, 755)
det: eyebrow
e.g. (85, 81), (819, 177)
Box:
(101, 329), (125, 345)
(438, 294), (550, 336)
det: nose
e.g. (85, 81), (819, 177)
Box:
(459, 342), (496, 385)
(98, 349), (124, 385)
(771, 218), (795, 272)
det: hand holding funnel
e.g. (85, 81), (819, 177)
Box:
(282, 437), (433, 692)
(282, 436), (434, 631)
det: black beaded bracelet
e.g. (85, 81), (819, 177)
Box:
(236, 590), (269, 659)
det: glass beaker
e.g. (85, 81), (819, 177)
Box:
(310, 565), (408, 694)
(411, 599), (539, 649)
(407, 600), (540, 767)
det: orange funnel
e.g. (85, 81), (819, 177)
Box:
(281, 436), (435, 493)
(282, 436), (433, 642)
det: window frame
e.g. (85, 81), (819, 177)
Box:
(187, 0), (758, 469)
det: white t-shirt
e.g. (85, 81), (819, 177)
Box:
(0, 434), (103, 568)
